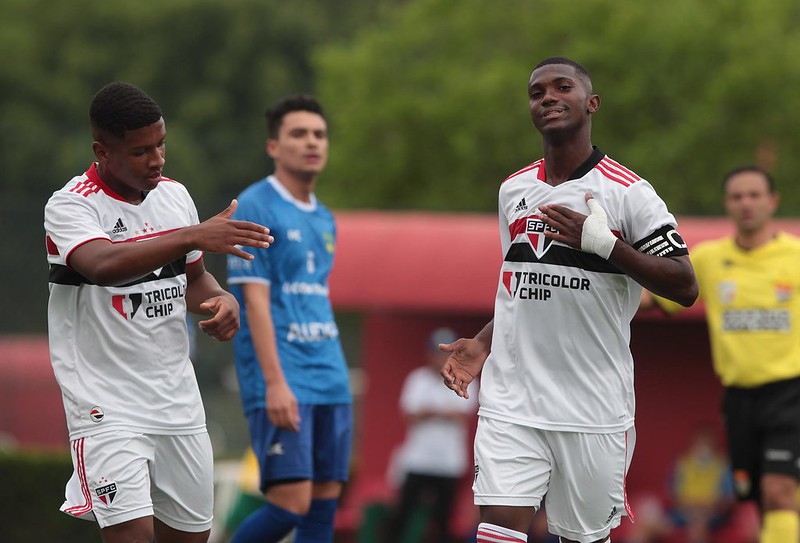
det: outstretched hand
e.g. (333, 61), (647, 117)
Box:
(440, 337), (489, 399)
(192, 199), (274, 260)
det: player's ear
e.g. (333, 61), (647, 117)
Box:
(587, 94), (600, 115)
(266, 138), (278, 159)
(92, 141), (108, 162)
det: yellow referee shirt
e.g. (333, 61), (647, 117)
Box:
(656, 233), (800, 387)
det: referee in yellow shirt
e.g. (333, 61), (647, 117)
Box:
(643, 165), (800, 543)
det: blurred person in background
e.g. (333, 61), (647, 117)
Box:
(45, 82), (272, 543)
(668, 425), (734, 543)
(440, 56), (698, 543)
(642, 166), (800, 543)
(227, 95), (352, 543)
(383, 327), (478, 543)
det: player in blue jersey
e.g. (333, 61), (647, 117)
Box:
(227, 95), (352, 543)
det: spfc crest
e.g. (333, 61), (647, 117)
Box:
(96, 480), (117, 506)
(524, 217), (556, 258)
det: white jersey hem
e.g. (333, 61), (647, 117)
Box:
(478, 408), (634, 434)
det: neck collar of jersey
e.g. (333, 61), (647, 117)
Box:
(267, 175), (318, 212)
(538, 146), (605, 182)
(86, 162), (131, 203)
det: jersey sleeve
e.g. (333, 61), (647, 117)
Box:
(178, 183), (203, 265)
(227, 190), (272, 286)
(498, 188), (512, 258)
(623, 181), (689, 258)
(44, 190), (110, 265)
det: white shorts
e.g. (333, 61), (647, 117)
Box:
(473, 417), (635, 543)
(61, 430), (214, 532)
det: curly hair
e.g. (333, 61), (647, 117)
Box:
(89, 82), (163, 140)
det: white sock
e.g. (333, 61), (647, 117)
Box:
(477, 522), (528, 542)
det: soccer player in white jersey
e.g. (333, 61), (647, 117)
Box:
(44, 82), (273, 543)
(439, 57), (699, 543)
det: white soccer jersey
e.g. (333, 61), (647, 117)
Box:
(45, 163), (205, 439)
(481, 149), (686, 433)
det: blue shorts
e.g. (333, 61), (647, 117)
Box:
(246, 403), (352, 491)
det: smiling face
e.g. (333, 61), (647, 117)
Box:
(93, 118), (166, 203)
(528, 63), (599, 142)
(267, 110), (328, 183)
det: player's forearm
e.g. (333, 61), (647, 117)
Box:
(70, 228), (197, 286)
(185, 270), (230, 313)
(247, 301), (287, 387)
(611, 247), (698, 307)
(474, 320), (494, 354)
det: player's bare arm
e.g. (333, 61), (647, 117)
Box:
(185, 262), (240, 341)
(539, 192), (698, 307)
(440, 320), (493, 399)
(68, 199), (273, 286)
(243, 282), (301, 432)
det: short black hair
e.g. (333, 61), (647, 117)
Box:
(265, 95), (326, 139)
(722, 165), (775, 193)
(90, 82), (162, 140)
(533, 56), (593, 92)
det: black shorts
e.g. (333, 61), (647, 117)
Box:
(723, 376), (800, 500)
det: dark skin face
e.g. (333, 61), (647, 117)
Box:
(92, 118), (166, 204)
(528, 64), (599, 147)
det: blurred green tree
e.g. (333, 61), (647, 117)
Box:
(315, 0), (800, 215)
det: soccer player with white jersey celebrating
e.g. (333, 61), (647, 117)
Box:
(227, 95), (352, 543)
(440, 57), (698, 543)
(45, 82), (273, 543)
(643, 166), (800, 543)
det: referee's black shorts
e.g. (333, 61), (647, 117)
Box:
(723, 375), (800, 501)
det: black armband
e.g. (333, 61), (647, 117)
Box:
(633, 225), (689, 257)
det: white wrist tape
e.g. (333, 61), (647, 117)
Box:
(581, 198), (617, 259)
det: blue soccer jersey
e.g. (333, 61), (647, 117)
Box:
(228, 176), (351, 412)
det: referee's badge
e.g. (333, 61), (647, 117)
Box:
(717, 281), (736, 305)
(775, 283), (793, 303)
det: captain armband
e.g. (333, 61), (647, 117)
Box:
(633, 225), (689, 257)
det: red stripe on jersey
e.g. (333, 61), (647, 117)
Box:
(623, 429), (636, 523)
(597, 157), (641, 186)
(476, 527), (525, 542)
(595, 162), (631, 187)
(46, 235), (59, 256)
(603, 156), (641, 181)
(70, 179), (101, 197)
(503, 160), (544, 183)
(64, 438), (93, 516)
(124, 226), (184, 243)
(508, 214), (541, 239)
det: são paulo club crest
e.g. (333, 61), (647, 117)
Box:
(524, 216), (556, 258)
(95, 477), (117, 506)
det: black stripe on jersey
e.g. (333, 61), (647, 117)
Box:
(505, 243), (624, 274)
(48, 257), (187, 286)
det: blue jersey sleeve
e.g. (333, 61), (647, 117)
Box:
(228, 188), (273, 285)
